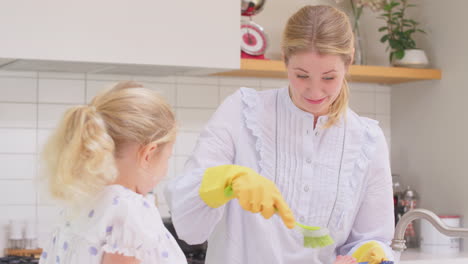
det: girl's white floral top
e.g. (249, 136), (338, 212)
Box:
(39, 185), (187, 264)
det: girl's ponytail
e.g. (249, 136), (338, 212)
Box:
(42, 104), (117, 204)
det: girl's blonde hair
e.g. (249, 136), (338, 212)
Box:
(282, 5), (354, 127)
(42, 81), (176, 205)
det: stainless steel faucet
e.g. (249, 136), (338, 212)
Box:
(391, 208), (468, 252)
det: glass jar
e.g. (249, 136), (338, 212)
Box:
(24, 221), (38, 249)
(8, 220), (24, 249)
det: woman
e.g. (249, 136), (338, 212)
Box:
(166, 5), (394, 264)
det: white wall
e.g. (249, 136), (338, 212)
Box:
(0, 69), (391, 254)
(389, 0), (468, 228)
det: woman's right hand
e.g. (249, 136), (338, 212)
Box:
(231, 166), (296, 228)
(199, 165), (296, 229)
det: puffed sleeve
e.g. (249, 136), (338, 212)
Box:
(164, 90), (243, 245)
(101, 197), (153, 261)
(337, 123), (395, 260)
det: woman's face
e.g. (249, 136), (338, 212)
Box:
(286, 51), (347, 116)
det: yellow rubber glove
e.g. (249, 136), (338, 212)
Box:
(199, 164), (295, 229)
(351, 241), (388, 264)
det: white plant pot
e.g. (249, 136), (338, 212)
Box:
(392, 49), (429, 68)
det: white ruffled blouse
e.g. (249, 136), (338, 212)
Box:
(39, 185), (187, 264)
(165, 87), (395, 264)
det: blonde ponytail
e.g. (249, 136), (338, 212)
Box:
(42, 81), (176, 205)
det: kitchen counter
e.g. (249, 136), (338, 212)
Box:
(400, 248), (468, 264)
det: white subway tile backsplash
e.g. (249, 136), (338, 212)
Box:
(349, 82), (376, 93)
(143, 82), (176, 106)
(86, 73), (133, 81)
(38, 72), (85, 80)
(177, 84), (218, 108)
(0, 71), (37, 78)
(175, 132), (199, 156)
(0, 205), (36, 221)
(174, 156), (189, 177)
(0, 103), (36, 128)
(37, 129), (53, 154)
(176, 108), (214, 132)
(38, 79), (85, 104)
(376, 92), (391, 114)
(37, 205), (62, 223)
(349, 92), (376, 114)
(375, 84), (391, 93)
(219, 77), (260, 87)
(0, 224), (6, 255)
(176, 76), (218, 85)
(133, 75), (176, 83)
(86, 80), (177, 106)
(219, 86), (240, 103)
(0, 180), (36, 205)
(37, 206), (62, 247)
(0, 129), (36, 153)
(167, 157), (176, 179)
(359, 113), (376, 120)
(0, 154), (36, 179)
(376, 114), (391, 138)
(261, 87), (275, 91)
(86, 80), (117, 103)
(259, 78), (288, 88)
(38, 104), (73, 129)
(0, 77), (37, 102)
(37, 182), (57, 206)
(219, 86), (264, 103)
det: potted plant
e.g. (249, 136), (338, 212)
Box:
(378, 0), (428, 67)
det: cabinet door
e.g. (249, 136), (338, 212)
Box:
(0, 0), (240, 70)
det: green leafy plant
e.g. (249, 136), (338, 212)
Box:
(378, 0), (426, 63)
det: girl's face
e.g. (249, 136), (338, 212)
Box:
(286, 50), (347, 116)
(136, 142), (174, 195)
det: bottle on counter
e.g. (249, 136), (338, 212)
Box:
(392, 174), (404, 225)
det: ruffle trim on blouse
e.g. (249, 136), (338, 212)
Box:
(239, 88), (276, 179)
(353, 117), (379, 189)
(239, 87), (262, 158)
(333, 115), (380, 229)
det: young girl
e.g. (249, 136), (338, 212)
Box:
(39, 81), (186, 264)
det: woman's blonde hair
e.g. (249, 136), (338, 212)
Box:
(42, 81), (176, 205)
(282, 5), (354, 127)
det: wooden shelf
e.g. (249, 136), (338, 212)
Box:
(214, 59), (442, 84)
(5, 248), (42, 258)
